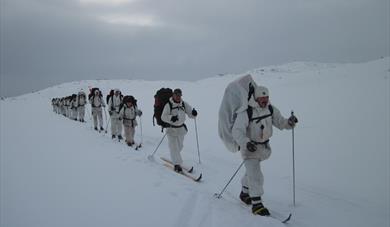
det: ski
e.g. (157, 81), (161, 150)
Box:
(162, 163), (202, 182)
(279, 213), (292, 224)
(160, 157), (194, 173)
(231, 195), (292, 224)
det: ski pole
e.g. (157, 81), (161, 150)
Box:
(291, 111), (297, 207)
(214, 160), (245, 199)
(147, 133), (167, 160)
(139, 115), (143, 148)
(194, 118), (201, 164)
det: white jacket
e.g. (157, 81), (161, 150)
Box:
(161, 98), (195, 136)
(89, 95), (105, 108)
(232, 102), (292, 160)
(108, 95), (122, 113)
(119, 104), (141, 127)
(77, 94), (87, 106)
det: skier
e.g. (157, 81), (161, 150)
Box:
(89, 88), (105, 131)
(70, 94), (78, 121)
(65, 96), (71, 118)
(77, 90), (87, 122)
(232, 85), (298, 216)
(119, 96), (142, 146)
(108, 89), (123, 140)
(161, 88), (198, 173)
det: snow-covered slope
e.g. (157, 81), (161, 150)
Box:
(1, 58), (389, 227)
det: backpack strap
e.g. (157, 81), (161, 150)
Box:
(169, 100), (186, 113)
(247, 105), (274, 123)
(248, 82), (255, 101)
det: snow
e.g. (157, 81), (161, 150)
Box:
(1, 58), (389, 227)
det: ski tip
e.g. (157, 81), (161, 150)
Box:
(188, 166), (194, 173)
(281, 213), (292, 223)
(195, 173), (202, 182)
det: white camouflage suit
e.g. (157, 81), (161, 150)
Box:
(161, 97), (196, 165)
(119, 103), (142, 144)
(232, 86), (293, 203)
(108, 91), (123, 137)
(77, 92), (87, 122)
(70, 96), (78, 120)
(89, 91), (105, 129)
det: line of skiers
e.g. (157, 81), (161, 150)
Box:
(52, 87), (144, 147)
(51, 90), (87, 122)
(51, 78), (299, 217)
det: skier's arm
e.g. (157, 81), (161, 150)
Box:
(272, 106), (292, 130)
(161, 103), (173, 123)
(184, 101), (196, 119)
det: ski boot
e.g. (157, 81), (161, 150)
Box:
(174, 165), (183, 173)
(252, 200), (270, 216)
(239, 191), (252, 205)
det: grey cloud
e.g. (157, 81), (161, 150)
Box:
(1, 0), (389, 97)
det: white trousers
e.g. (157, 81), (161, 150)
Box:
(77, 106), (85, 121)
(167, 133), (185, 165)
(110, 117), (122, 136)
(92, 107), (104, 128)
(241, 159), (264, 199)
(124, 125), (135, 143)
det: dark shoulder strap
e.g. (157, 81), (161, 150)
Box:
(247, 106), (253, 121)
(248, 83), (255, 101)
(268, 104), (273, 115)
(119, 103), (126, 113)
(182, 102), (186, 111)
(248, 105), (273, 123)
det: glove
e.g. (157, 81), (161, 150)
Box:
(192, 108), (198, 117)
(138, 110), (143, 117)
(119, 117), (122, 121)
(109, 111), (112, 116)
(171, 115), (178, 122)
(246, 142), (257, 152)
(288, 115), (298, 127)
(111, 106), (115, 111)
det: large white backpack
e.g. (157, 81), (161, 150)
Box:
(218, 74), (257, 152)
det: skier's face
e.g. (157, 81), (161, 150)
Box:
(256, 96), (269, 108)
(173, 93), (182, 103)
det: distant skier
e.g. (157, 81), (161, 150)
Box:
(119, 95), (142, 147)
(108, 89), (123, 140)
(70, 94), (78, 121)
(77, 90), (87, 122)
(89, 88), (105, 131)
(232, 85), (298, 216)
(161, 88), (198, 173)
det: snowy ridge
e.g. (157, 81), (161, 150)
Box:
(1, 58), (389, 227)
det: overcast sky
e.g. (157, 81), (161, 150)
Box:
(1, 0), (389, 97)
